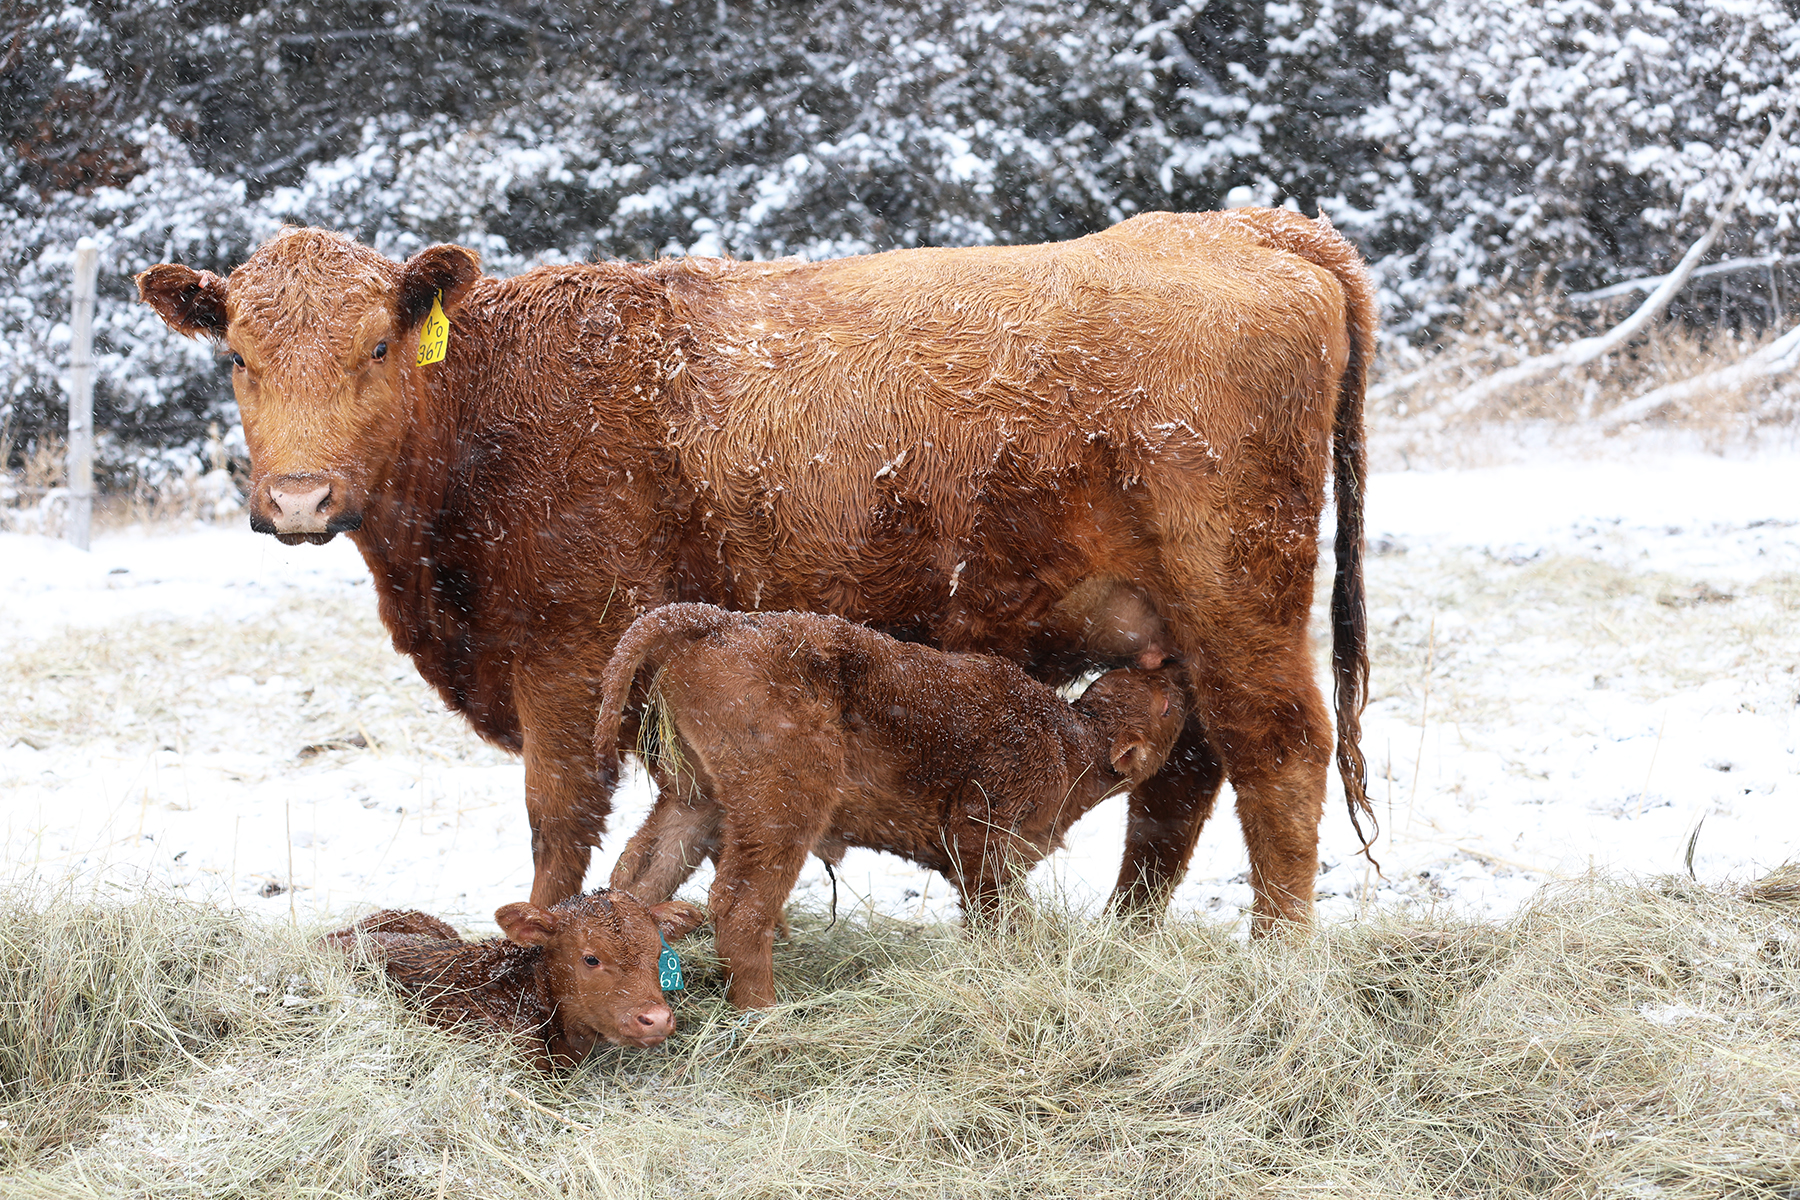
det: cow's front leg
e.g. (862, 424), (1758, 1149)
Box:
(516, 671), (615, 908)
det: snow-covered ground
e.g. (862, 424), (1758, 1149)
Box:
(3, 446), (1798, 935)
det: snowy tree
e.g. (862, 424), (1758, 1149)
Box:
(4, 0), (1797, 472)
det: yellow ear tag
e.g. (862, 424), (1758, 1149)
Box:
(416, 291), (449, 366)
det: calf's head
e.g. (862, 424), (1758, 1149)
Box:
(1073, 665), (1189, 786)
(135, 229), (482, 544)
(495, 890), (705, 1052)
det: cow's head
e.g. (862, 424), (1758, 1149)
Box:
(136, 229), (481, 544)
(495, 890), (706, 1055)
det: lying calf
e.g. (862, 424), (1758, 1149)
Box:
(324, 891), (704, 1071)
(595, 603), (1186, 1008)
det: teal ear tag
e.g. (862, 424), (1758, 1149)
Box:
(658, 934), (684, 991)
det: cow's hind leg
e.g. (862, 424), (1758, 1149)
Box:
(1133, 451), (1336, 931)
(1111, 718), (1226, 916)
(1191, 637), (1332, 933)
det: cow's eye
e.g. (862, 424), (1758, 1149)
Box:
(231, 353), (245, 369)
(583, 955), (600, 967)
(372, 341), (387, 361)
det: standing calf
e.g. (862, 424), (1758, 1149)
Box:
(595, 603), (1188, 1008)
(325, 891), (704, 1071)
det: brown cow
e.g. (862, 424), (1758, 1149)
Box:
(324, 892), (705, 1070)
(136, 208), (1374, 931)
(596, 603), (1189, 1007)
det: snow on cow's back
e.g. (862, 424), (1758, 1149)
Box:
(655, 207), (1362, 554)
(677, 208), (1358, 441)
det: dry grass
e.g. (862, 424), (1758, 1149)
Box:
(2, 874), (1798, 1197)
(1371, 296), (1800, 469)
(1359, 550), (1800, 730)
(0, 432), (69, 524)
(1, 426), (244, 536)
(0, 599), (502, 769)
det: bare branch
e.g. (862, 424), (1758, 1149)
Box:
(1598, 320), (1800, 429)
(1567, 253), (1800, 306)
(1368, 361), (1451, 404)
(435, 4), (573, 44)
(1437, 98), (1798, 422)
(249, 121), (354, 179)
(437, 4), (540, 34)
(0, 4), (46, 78)
(274, 29), (399, 48)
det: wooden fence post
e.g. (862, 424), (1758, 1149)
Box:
(67, 236), (98, 551)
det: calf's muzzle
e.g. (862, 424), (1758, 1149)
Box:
(619, 1003), (675, 1047)
(638, 1003), (675, 1036)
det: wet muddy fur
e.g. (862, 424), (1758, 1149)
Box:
(324, 892), (704, 1070)
(596, 604), (1188, 1007)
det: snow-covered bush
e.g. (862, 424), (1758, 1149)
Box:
(1354, 0), (1800, 329)
(4, 0), (1797, 474)
(1, 125), (265, 484)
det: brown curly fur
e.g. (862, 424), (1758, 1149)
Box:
(598, 603), (1188, 1007)
(140, 208), (1374, 931)
(323, 891), (703, 1070)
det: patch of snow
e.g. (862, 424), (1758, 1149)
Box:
(1638, 1003), (1726, 1026)
(3, 449), (1798, 936)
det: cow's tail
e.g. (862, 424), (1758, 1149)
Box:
(593, 602), (735, 792)
(1329, 228), (1378, 865)
(1313, 217), (1378, 863)
(1238, 209), (1378, 864)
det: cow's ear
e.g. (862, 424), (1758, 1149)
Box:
(396, 244), (481, 328)
(136, 265), (229, 339)
(495, 901), (560, 946)
(650, 900), (707, 941)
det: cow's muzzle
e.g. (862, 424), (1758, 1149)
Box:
(251, 474), (362, 544)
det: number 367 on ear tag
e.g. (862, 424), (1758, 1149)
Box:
(416, 291), (449, 366)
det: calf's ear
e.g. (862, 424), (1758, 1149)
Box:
(1110, 737), (1153, 779)
(495, 902), (561, 946)
(650, 900), (707, 941)
(136, 265), (229, 338)
(395, 244), (482, 328)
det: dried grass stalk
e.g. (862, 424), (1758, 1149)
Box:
(3, 872), (1798, 1197)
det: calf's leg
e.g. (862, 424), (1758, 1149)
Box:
(708, 796), (833, 1009)
(610, 785), (722, 903)
(952, 853), (1040, 928)
(942, 824), (1044, 927)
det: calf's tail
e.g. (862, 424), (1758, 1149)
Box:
(593, 602), (738, 787)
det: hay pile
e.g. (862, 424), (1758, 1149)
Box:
(3, 871), (1798, 1198)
